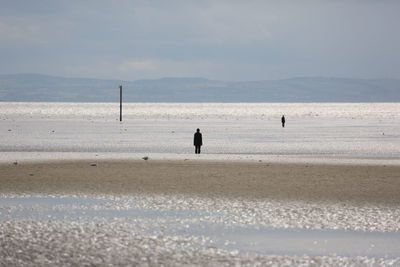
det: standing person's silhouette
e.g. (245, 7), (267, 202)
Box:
(194, 128), (202, 154)
(281, 115), (286, 128)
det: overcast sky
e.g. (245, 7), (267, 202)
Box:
(1, 0), (399, 81)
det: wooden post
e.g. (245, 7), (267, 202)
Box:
(119, 85), (122, 121)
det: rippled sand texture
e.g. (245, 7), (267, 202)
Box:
(1, 160), (400, 205)
(1, 160), (400, 265)
(1, 102), (400, 265)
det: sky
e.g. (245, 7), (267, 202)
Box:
(1, 0), (400, 81)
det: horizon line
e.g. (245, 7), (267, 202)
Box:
(1, 72), (399, 83)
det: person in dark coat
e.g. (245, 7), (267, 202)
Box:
(281, 115), (286, 127)
(194, 128), (202, 154)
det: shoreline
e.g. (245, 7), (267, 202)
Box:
(1, 159), (400, 205)
(2, 151), (400, 166)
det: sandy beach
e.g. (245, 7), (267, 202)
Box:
(1, 160), (399, 205)
(1, 102), (400, 265)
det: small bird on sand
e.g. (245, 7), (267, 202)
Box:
(142, 156), (149, 161)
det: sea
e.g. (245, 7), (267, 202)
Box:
(1, 102), (400, 264)
(1, 102), (399, 163)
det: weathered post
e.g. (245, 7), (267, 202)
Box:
(119, 85), (122, 121)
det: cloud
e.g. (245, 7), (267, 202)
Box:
(119, 59), (158, 72)
(0, 14), (78, 47)
(58, 58), (225, 80)
(190, 2), (275, 45)
(106, 1), (276, 46)
(117, 58), (224, 80)
(1, 1), (400, 80)
(0, 17), (44, 44)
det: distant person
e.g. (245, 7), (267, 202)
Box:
(281, 115), (286, 127)
(194, 128), (203, 154)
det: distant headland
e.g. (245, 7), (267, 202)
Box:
(0, 73), (399, 102)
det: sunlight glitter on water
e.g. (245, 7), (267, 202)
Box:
(1, 195), (400, 259)
(1, 102), (399, 160)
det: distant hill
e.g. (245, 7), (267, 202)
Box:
(0, 73), (399, 102)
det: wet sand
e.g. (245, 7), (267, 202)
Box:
(1, 160), (399, 205)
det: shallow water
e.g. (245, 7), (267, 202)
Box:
(1, 196), (399, 259)
(1, 103), (400, 161)
(1, 103), (399, 264)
